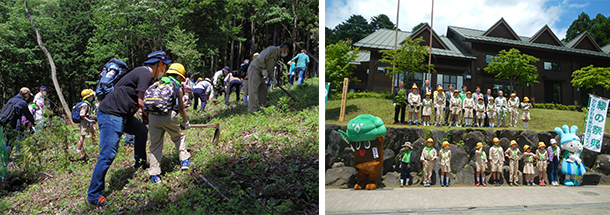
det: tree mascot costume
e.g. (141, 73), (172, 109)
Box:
(555, 125), (586, 186)
(338, 114), (387, 190)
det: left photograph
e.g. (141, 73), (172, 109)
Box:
(0, 0), (319, 213)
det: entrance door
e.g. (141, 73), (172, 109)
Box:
(544, 81), (562, 103)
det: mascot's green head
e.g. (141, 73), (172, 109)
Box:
(338, 114), (386, 143)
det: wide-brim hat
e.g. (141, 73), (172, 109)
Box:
(510, 93), (516, 97)
(437, 86), (443, 91)
(524, 145), (530, 151)
(425, 92), (431, 96)
(550, 138), (557, 145)
(489, 96), (494, 101)
(476, 142), (483, 149)
(426, 138), (434, 143)
(402, 141), (413, 148)
(411, 84), (418, 89)
(453, 90), (459, 94)
(524, 97), (530, 102)
(493, 137), (500, 143)
(466, 91), (472, 95)
(144, 50), (172, 64)
(442, 141), (450, 147)
(478, 95), (483, 100)
(538, 142), (546, 148)
(510, 140), (518, 146)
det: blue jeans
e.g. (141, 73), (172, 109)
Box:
(296, 67), (306, 86)
(289, 74), (295, 85)
(193, 88), (207, 112)
(225, 80), (242, 105)
(549, 160), (559, 182)
(87, 110), (148, 201)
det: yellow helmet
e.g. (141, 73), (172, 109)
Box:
(476, 142), (483, 149)
(493, 137), (500, 143)
(197, 77), (203, 81)
(442, 141), (450, 147)
(524, 97), (530, 102)
(426, 138), (434, 143)
(425, 92), (431, 96)
(166, 63), (186, 80)
(253, 52), (260, 60)
(81, 89), (94, 100)
(437, 86), (443, 91)
(489, 96), (494, 101)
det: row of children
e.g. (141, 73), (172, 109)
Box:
(401, 85), (532, 128)
(399, 137), (561, 187)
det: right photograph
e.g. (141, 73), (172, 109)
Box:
(324, 0), (610, 214)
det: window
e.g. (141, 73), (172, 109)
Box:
(485, 55), (496, 64)
(395, 72), (426, 88)
(544, 62), (561, 71)
(377, 67), (385, 73)
(436, 74), (463, 91)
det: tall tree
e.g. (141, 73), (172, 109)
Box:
(334, 14), (371, 44)
(571, 65), (610, 95)
(565, 12), (591, 42)
(370, 14), (394, 30)
(484, 48), (539, 91)
(325, 40), (359, 90)
(412, 22), (427, 32)
(564, 12), (610, 47)
(379, 37), (435, 84)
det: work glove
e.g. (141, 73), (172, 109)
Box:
(271, 78), (278, 85)
(88, 119), (96, 124)
(262, 70), (268, 77)
(184, 121), (191, 130)
(393, 103), (396, 107)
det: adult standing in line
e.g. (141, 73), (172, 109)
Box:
(472, 86), (483, 126)
(547, 138), (561, 186)
(458, 85), (468, 127)
(483, 89), (492, 127)
(289, 49), (310, 86)
(87, 51), (172, 206)
(444, 84), (454, 126)
(393, 82), (406, 124)
(193, 78), (212, 113)
(33, 86), (46, 124)
(495, 91), (508, 127)
(247, 42), (291, 113)
(434, 86), (446, 127)
(243, 54), (258, 105)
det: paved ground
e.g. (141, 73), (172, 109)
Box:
(326, 185), (610, 214)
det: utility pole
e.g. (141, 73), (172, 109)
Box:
(427, 0), (434, 81)
(392, 0), (400, 94)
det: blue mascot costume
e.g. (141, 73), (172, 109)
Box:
(554, 125), (586, 186)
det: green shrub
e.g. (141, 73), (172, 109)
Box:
(329, 91), (392, 100)
(533, 103), (544, 109)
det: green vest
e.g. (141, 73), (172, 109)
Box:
(402, 149), (412, 163)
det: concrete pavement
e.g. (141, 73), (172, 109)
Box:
(326, 185), (610, 214)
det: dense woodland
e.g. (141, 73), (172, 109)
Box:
(0, 0), (318, 108)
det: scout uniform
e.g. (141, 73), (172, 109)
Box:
(520, 97), (532, 129)
(407, 86), (421, 113)
(508, 93), (519, 127)
(487, 97), (496, 128)
(450, 91), (462, 115)
(495, 95), (507, 127)
(536, 142), (548, 172)
(489, 138), (504, 172)
(422, 92), (433, 126)
(523, 146), (535, 175)
(475, 143), (487, 172)
(434, 87), (446, 126)
(420, 138), (437, 186)
(475, 96), (486, 127)
(505, 140), (522, 185)
(440, 141), (452, 187)
(463, 92), (474, 119)
(400, 142), (413, 187)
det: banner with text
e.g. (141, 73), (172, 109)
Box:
(583, 94), (609, 152)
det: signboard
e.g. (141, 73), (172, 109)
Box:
(325, 82), (330, 109)
(339, 78), (349, 122)
(583, 94), (609, 152)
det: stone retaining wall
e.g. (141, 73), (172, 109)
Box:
(325, 124), (610, 187)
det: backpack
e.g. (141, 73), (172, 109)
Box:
(237, 62), (249, 78)
(144, 77), (180, 115)
(71, 101), (86, 123)
(0, 97), (23, 127)
(96, 59), (129, 101)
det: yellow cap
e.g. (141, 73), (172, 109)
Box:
(510, 93), (516, 97)
(437, 86), (443, 91)
(478, 95), (483, 100)
(524, 97), (529, 102)
(425, 92), (431, 96)
(411, 84), (418, 89)
(442, 141), (450, 147)
(510, 140), (517, 146)
(524, 145), (530, 151)
(253, 52), (260, 60)
(489, 96), (494, 101)
(476, 142), (483, 149)
(166, 63), (186, 80)
(454, 90), (459, 93)
(538, 142), (546, 148)
(197, 77), (203, 81)
(466, 91), (472, 95)
(426, 138), (434, 143)
(493, 137), (500, 143)
(81, 89), (94, 100)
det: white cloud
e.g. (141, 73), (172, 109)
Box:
(326, 0), (569, 39)
(568, 2), (590, 8)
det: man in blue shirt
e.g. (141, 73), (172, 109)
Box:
(289, 49), (310, 86)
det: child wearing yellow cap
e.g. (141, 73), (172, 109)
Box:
(520, 97), (532, 129)
(434, 87), (446, 127)
(475, 142), (488, 186)
(487, 97), (496, 128)
(407, 84), (421, 125)
(422, 92), (433, 126)
(523, 145), (536, 186)
(475, 96), (486, 127)
(77, 89), (97, 154)
(463, 91), (475, 127)
(505, 140), (522, 186)
(420, 138), (437, 187)
(489, 138), (504, 186)
(440, 141), (451, 187)
(449, 90), (461, 126)
(536, 142), (548, 186)
(508, 93), (519, 127)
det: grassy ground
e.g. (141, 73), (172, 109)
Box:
(326, 97), (610, 132)
(0, 78), (319, 214)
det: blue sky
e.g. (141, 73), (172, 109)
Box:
(325, 0), (610, 40)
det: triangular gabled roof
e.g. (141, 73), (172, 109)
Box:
(483, 18), (521, 41)
(566, 31), (602, 52)
(529, 25), (563, 47)
(407, 23), (449, 50)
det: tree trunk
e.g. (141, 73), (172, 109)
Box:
(230, 39), (234, 70)
(210, 55), (214, 74)
(251, 20), (256, 57)
(24, 0), (72, 124)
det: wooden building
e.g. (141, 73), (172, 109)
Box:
(351, 18), (610, 105)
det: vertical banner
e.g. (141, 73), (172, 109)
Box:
(583, 94), (609, 152)
(325, 82), (330, 109)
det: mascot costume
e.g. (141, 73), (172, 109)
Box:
(555, 125), (586, 186)
(338, 114), (387, 190)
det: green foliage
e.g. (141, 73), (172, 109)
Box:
(325, 40), (360, 90)
(564, 12), (610, 47)
(484, 48), (539, 91)
(326, 14), (395, 45)
(571, 65), (610, 95)
(395, 89), (408, 106)
(370, 14), (395, 31)
(379, 36), (435, 83)
(167, 27), (204, 74)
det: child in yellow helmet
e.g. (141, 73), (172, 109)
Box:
(440, 141), (451, 187)
(489, 137), (504, 186)
(421, 92), (433, 126)
(475, 142), (488, 186)
(536, 142), (548, 186)
(522, 145), (535, 186)
(505, 140), (522, 186)
(77, 89), (97, 154)
(420, 138), (437, 187)
(520, 97), (532, 129)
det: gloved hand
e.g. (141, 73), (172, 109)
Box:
(271, 78), (278, 85)
(88, 119), (96, 124)
(262, 70), (268, 77)
(393, 103), (396, 107)
(184, 121), (191, 130)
